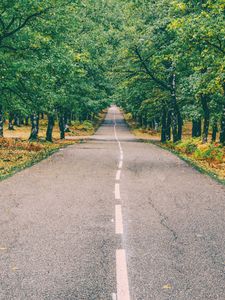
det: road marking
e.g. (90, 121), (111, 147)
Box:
(116, 249), (130, 300)
(116, 170), (121, 181)
(115, 205), (123, 234)
(113, 108), (130, 300)
(118, 161), (123, 169)
(112, 293), (117, 300)
(115, 183), (121, 200)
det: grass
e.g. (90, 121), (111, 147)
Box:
(124, 113), (160, 141)
(0, 138), (75, 181)
(123, 112), (225, 183)
(66, 111), (106, 137)
(156, 139), (225, 183)
(0, 111), (106, 180)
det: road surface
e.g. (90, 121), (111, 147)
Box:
(0, 106), (225, 300)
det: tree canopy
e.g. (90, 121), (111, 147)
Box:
(0, 0), (224, 144)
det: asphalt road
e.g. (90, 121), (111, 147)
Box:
(0, 106), (225, 300)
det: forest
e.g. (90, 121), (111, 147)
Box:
(0, 0), (224, 178)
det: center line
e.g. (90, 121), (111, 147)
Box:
(115, 183), (121, 200)
(116, 170), (121, 181)
(116, 249), (130, 300)
(115, 205), (123, 234)
(118, 161), (123, 169)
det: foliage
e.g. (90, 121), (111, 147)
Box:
(164, 138), (225, 179)
(0, 0), (224, 147)
(0, 0), (115, 140)
(0, 138), (74, 180)
(113, 0), (225, 144)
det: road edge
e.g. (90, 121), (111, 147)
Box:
(149, 140), (225, 186)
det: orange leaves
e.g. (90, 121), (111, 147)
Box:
(0, 137), (75, 179)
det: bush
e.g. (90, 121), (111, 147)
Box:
(82, 120), (94, 130)
(174, 139), (198, 154)
(125, 113), (132, 121)
(71, 120), (80, 126)
(194, 144), (224, 163)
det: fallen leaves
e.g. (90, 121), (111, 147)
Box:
(164, 139), (225, 180)
(162, 284), (172, 289)
(0, 137), (75, 179)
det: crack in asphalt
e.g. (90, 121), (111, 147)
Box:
(148, 199), (178, 241)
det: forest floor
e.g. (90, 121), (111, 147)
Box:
(0, 112), (106, 180)
(124, 113), (225, 183)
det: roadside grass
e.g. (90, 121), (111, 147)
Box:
(66, 111), (106, 137)
(156, 139), (225, 183)
(124, 113), (160, 141)
(0, 138), (75, 181)
(0, 111), (106, 180)
(123, 112), (225, 183)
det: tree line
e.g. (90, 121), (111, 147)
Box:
(0, 0), (224, 145)
(113, 0), (225, 145)
(0, 0), (116, 141)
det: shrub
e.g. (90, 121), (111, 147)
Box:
(194, 144), (224, 163)
(82, 120), (93, 129)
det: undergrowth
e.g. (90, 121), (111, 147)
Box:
(164, 138), (225, 180)
(0, 138), (75, 180)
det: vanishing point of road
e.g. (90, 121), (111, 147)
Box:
(0, 106), (225, 300)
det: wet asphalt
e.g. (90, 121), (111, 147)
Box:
(0, 106), (225, 299)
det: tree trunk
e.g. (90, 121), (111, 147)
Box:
(0, 105), (3, 137)
(29, 114), (39, 140)
(201, 95), (210, 143)
(8, 112), (14, 130)
(170, 72), (179, 143)
(171, 105), (178, 142)
(19, 117), (24, 125)
(192, 120), (197, 137)
(154, 119), (159, 131)
(25, 116), (29, 126)
(14, 115), (20, 127)
(161, 106), (167, 143)
(177, 110), (183, 141)
(64, 111), (70, 132)
(192, 118), (202, 137)
(143, 114), (147, 128)
(59, 113), (65, 139)
(46, 115), (55, 142)
(166, 111), (171, 141)
(68, 112), (72, 125)
(220, 104), (225, 145)
(64, 112), (68, 127)
(196, 118), (202, 137)
(211, 121), (218, 142)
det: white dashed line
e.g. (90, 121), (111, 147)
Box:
(115, 205), (123, 234)
(112, 293), (117, 300)
(113, 108), (130, 300)
(116, 170), (121, 181)
(116, 249), (130, 300)
(115, 183), (120, 200)
(118, 161), (123, 169)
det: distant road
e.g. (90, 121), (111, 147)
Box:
(0, 106), (225, 299)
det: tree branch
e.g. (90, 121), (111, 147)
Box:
(204, 39), (225, 54)
(0, 7), (51, 43)
(134, 46), (170, 91)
